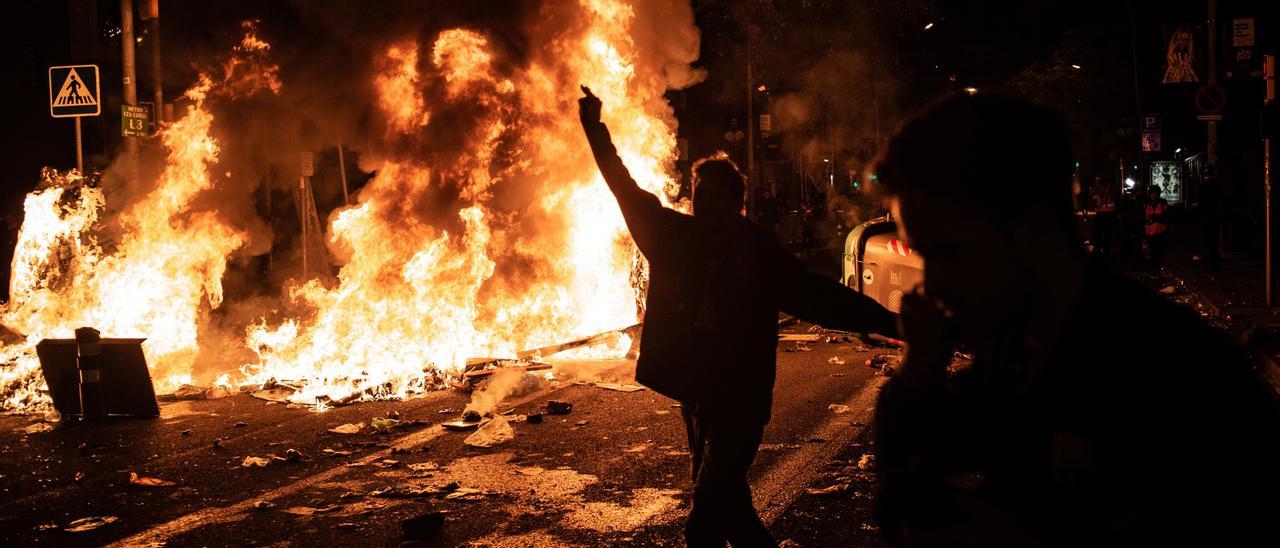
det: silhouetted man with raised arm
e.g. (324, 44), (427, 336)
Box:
(872, 94), (1280, 547)
(579, 86), (897, 547)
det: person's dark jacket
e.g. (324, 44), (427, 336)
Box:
(875, 261), (1280, 546)
(583, 119), (897, 423)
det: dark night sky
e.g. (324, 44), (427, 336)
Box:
(1, 0), (1273, 214)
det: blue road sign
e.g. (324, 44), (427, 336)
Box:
(49, 65), (101, 118)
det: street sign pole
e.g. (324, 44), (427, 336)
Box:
(74, 117), (83, 174)
(120, 0), (139, 168)
(49, 64), (101, 174)
(1265, 54), (1275, 307)
(1207, 0), (1219, 164)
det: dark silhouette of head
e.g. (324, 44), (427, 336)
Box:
(692, 154), (746, 221)
(874, 94), (1076, 338)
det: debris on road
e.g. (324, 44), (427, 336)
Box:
(828, 404), (850, 414)
(370, 417), (401, 433)
(806, 483), (851, 496)
(165, 384), (232, 401)
(441, 419), (482, 431)
(63, 515), (118, 532)
(322, 448), (353, 457)
(545, 400), (574, 415)
(23, 422), (53, 434)
(867, 334), (905, 347)
(795, 343), (813, 352)
(462, 358), (553, 382)
(595, 382), (645, 392)
(242, 456), (271, 468)
(444, 487), (486, 500)
(284, 448), (304, 461)
(464, 415), (514, 447)
(515, 323), (641, 359)
(402, 511), (446, 540)
(408, 461), (440, 473)
(461, 410), (482, 422)
(328, 422), (364, 434)
(574, 420), (590, 427)
(282, 504), (343, 516)
(827, 356), (846, 365)
(865, 354), (897, 369)
(857, 454), (875, 470)
(526, 412), (544, 424)
(253, 501), (275, 510)
(129, 472), (175, 487)
(778, 334), (822, 342)
(250, 384), (296, 403)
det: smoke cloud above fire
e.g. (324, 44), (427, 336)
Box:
(1, 0), (704, 410)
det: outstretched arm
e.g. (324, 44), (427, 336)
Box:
(776, 250), (898, 338)
(579, 86), (675, 257)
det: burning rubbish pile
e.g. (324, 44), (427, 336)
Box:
(0, 0), (703, 413)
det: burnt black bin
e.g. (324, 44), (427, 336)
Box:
(36, 336), (160, 419)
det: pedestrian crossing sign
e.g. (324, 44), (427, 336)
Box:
(49, 65), (101, 118)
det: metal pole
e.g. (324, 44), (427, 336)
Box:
(148, 0), (163, 122)
(74, 117), (83, 174)
(1127, 0), (1143, 189)
(120, 0), (139, 161)
(1207, 0), (1218, 164)
(746, 24), (755, 214)
(265, 174), (272, 272)
(1266, 54), (1276, 306)
(337, 142), (350, 205)
(300, 176), (308, 280)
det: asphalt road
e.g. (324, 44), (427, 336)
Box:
(0, 323), (893, 547)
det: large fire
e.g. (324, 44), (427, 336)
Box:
(0, 1), (697, 411)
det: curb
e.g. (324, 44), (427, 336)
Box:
(1177, 281), (1280, 397)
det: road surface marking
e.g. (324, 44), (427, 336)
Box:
(755, 376), (885, 525)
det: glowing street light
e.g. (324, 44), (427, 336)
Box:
(923, 22), (934, 31)
(963, 86), (978, 95)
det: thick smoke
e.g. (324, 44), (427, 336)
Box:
(180, 0), (702, 384)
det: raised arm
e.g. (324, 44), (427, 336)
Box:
(579, 86), (675, 257)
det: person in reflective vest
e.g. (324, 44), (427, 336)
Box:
(1144, 185), (1169, 271)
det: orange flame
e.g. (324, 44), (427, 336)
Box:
(2, 0), (698, 411)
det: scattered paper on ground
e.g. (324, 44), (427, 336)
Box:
(464, 416), (514, 447)
(282, 505), (342, 516)
(64, 516), (118, 532)
(328, 422), (363, 434)
(807, 484), (851, 496)
(242, 456), (270, 468)
(129, 472), (175, 487)
(828, 404), (850, 414)
(408, 462), (441, 472)
(595, 383), (645, 392)
(23, 423), (53, 434)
